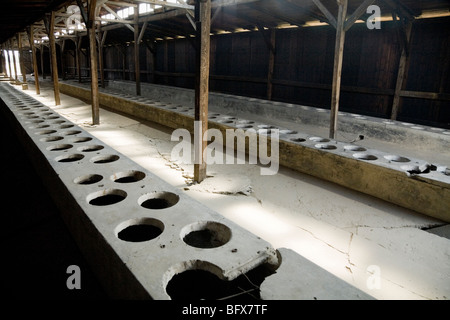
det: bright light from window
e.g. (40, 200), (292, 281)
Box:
(117, 7), (134, 19)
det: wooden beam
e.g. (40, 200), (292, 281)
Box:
(267, 29), (276, 101)
(28, 26), (40, 94)
(344, 0), (376, 31)
(105, 0), (137, 7)
(382, 0), (415, 21)
(49, 11), (61, 105)
(256, 25), (275, 54)
(399, 90), (450, 102)
(6, 40), (14, 81)
(329, 0), (348, 139)
(102, 4), (135, 33)
(391, 19), (412, 120)
(137, 0), (194, 10)
(76, 36), (82, 82)
(0, 46), (7, 77)
(134, 9), (141, 96)
(17, 33), (28, 89)
(138, 22), (148, 43)
(312, 0), (337, 29)
(76, 0), (89, 26)
(40, 45), (46, 80)
(11, 38), (19, 84)
(97, 25), (106, 88)
(194, 0), (211, 183)
(59, 39), (66, 80)
(88, 0), (100, 124)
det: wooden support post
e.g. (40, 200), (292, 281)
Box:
(28, 26), (40, 94)
(6, 40), (14, 81)
(134, 11), (141, 96)
(143, 39), (156, 83)
(11, 38), (19, 84)
(194, 0), (211, 183)
(0, 46), (6, 76)
(48, 12), (61, 105)
(60, 40), (66, 80)
(76, 36), (82, 83)
(97, 25), (106, 88)
(391, 18), (413, 120)
(16, 33), (28, 89)
(40, 45), (46, 80)
(121, 45), (126, 80)
(267, 29), (276, 100)
(87, 0), (100, 125)
(329, 0), (348, 140)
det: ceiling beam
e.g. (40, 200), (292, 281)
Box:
(136, 0), (194, 10)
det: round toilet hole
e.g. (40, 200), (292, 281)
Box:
(384, 155), (410, 162)
(309, 137), (329, 142)
(74, 174), (103, 185)
(29, 124), (50, 129)
(181, 221), (232, 249)
(87, 189), (127, 206)
(111, 170), (146, 183)
(55, 154), (85, 163)
(90, 155), (120, 164)
(290, 137), (306, 143)
(236, 124), (253, 129)
(237, 120), (254, 124)
(46, 144), (73, 151)
(344, 145), (366, 152)
(69, 137), (93, 143)
(61, 130), (82, 136)
(353, 153), (378, 161)
(59, 124), (75, 129)
(77, 145), (105, 152)
(35, 130), (57, 135)
(40, 136), (64, 142)
(138, 191), (180, 209)
(115, 218), (164, 242)
(257, 124), (276, 129)
(315, 143), (337, 150)
(280, 130), (297, 135)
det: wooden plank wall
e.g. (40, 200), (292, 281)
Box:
(56, 17), (450, 128)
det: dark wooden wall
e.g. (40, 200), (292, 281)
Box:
(60, 16), (450, 128)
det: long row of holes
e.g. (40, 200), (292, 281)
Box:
(4, 90), (241, 300)
(13, 98), (233, 250)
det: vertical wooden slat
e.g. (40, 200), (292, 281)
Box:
(6, 40), (14, 81)
(134, 10), (141, 96)
(194, 0), (211, 183)
(122, 45), (126, 80)
(329, 0), (348, 139)
(0, 45), (7, 76)
(267, 29), (276, 100)
(29, 26), (40, 94)
(88, 0), (100, 125)
(97, 27), (105, 88)
(76, 36), (82, 83)
(60, 40), (66, 80)
(49, 11), (61, 105)
(17, 33), (28, 89)
(40, 45), (46, 80)
(11, 38), (19, 84)
(391, 19), (413, 120)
